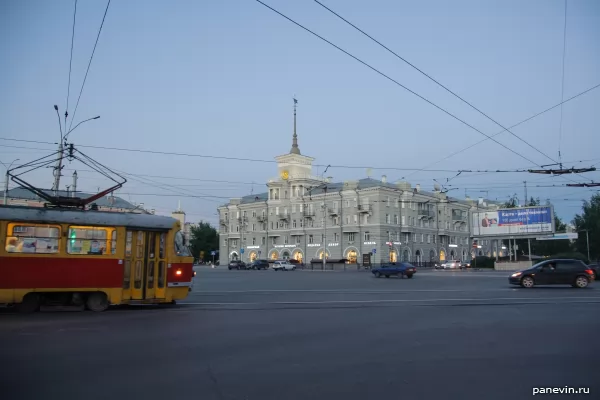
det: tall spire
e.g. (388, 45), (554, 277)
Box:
(290, 97), (301, 155)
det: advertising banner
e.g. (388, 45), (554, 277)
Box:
(471, 206), (554, 237)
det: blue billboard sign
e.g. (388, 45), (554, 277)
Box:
(471, 206), (554, 237)
(498, 207), (552, 226)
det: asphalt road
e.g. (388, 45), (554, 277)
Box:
(1, 267), (599, 400)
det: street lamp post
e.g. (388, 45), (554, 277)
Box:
(580, 229), (591, 262)
(1, 158), (20, 205)
(52, 107), (100, 194)
(63, 115), (100, 142)
(322, 185), (328, 270)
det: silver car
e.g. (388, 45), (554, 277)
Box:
(443, 260), (462, 269)
(272, 261), (296, 271)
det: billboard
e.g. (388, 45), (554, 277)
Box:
(471, 206), (554, 237)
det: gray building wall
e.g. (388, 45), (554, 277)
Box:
(218, 179), (497, 265)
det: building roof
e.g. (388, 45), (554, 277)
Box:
(221, 178), (484, 207)
(2, 187), (137, 209)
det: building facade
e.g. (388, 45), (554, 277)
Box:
(218, 109), (499, 265)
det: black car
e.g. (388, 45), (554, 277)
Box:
(587, 263), (600, 280)
(249, 259), (270, 270)
(508, 259), (595, 288)
(228, 260), (247, 270)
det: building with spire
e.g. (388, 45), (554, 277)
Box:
(172, 201), (195, 244)
(217, 100), (500, 266)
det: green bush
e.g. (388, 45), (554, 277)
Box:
(471, 256), (495, 268)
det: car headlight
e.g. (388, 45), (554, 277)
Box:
(511, 272), (522, 278)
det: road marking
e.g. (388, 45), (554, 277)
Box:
(189, 287), (596, 296)
(180, 296), (600, 306)
(188, 288), (521, 295)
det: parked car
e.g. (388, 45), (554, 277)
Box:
(372, 263), (416, 279)
(249, 259), (270, 270)
(228, 260), (247, 270)
(508, 259), (595, 288)
(442, 260), (463, 270)
(272, 261), (295, 271)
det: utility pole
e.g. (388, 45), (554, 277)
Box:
(586, 230), (590, 263)
(1, 158), (20, 205)
(322, 185), (328, 270)
(524, 180), (532, 262)
(580, 229), (591, 262)
(52, 105), (65, 195)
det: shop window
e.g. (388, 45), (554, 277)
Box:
(6, 223), (60, 254)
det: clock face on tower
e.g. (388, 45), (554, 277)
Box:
(280, 170), (289, 180)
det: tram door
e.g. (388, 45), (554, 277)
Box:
(124, 231), (168, 300)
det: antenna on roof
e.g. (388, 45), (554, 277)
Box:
(366, 168), (372, 178)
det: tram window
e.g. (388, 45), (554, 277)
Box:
(175, 231), (191, 257)
(159, 233), (166, 259)
(148, 232), (156, 258)
(67, 226), (117, 255)
(110, 230), (118, 255)
(123, 260), (131, 289)
(147, 261), (155, 289)
(6, 223), (60, 254)
(125, 231), (133, 257)
(134, 260), (142, 289)
(158, 261), (165, 288)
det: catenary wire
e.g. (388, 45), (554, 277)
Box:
(254, 0), (541, 166)
(313, 0), (560, 166)
(0, 136), (532, 174)
(558, 0), (568, 165)
(65, 0), (78, 118)
(68, 0), (111, 132)
(401, 83), (600, 179)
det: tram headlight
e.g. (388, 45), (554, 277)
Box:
(175, 269), (182, 276)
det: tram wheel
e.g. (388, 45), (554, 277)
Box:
(86, 292), (109, 312)
(16, 293), (40, 313)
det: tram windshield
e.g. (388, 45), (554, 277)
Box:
(175, 230), (191, 256)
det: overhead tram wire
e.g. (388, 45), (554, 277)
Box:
(65, 0), (78, 129)
(68, 0), (111, 132)
(558, 0), (568, 167)
(114, 169), (229, 203)
(254, 0), (541, 167)
(313, 0), (560, 167)
(400, 83), (600, 180)
(310, 1), (599, 185)
(0, 136), (534, 174)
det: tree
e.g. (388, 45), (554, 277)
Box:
(188, 222), (219, 263)
(572, 193), (600, 262)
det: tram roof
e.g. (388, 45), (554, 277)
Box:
(0, 205), (178, 230)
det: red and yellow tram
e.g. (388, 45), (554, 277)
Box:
(0, 205), (194, 312)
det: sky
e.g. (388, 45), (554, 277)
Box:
(1, 0), (599, 227)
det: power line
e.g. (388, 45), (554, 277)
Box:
(558, 0), (568, 166)
(313, 0), (559, 166)
(254, 0), (540, 166)
(116, 170), (227, 203)
(68, 0), (111, 132)
(401, 83), (600, 180)
(0, 136), (531, 174)
(65, 0), (78, 122)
